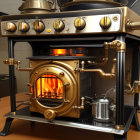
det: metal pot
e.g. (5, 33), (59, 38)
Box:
(60, 0), (124, 11)
(19, 0), (55, 14)
(86, 94), (116, 123)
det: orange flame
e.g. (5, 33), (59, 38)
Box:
(36, 75), (63, 99)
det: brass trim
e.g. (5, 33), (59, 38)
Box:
(126, 20), (140, 30)
(73, 97), (85, 110)
(16, 61), (32, 71)
(11, 112), (16, 115)
(80, 59), (116, 80)
(103, 40), (126, 52)
(44, 109), (56, 121)
(115, 125), (124, 130)
(3, 58), (15, 65)
(29, 62), (77, 117)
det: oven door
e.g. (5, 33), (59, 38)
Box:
(29, 62), (77, 121)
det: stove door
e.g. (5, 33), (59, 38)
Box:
(29, 62), (77, 119)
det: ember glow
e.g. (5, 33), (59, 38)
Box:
(36, 75), (63, 99)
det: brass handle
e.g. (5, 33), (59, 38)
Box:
(33, 20), (45, 33)
(16, 61), (32, 71)
(44, 109), (56, 122)
(19, 21), (30, 32)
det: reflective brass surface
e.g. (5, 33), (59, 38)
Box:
(4, 22), (16, 32)
(19, 0), (53, 14)
(11, 112), (16, 115)
(103, 40), (126, 53)
(19, 22), (29, 32)
(80, 60), (116, 80)
(115, 125), (124, 130)
(44, 109), (56, 121)
(3, 58), (16, 65)
(100, 17), (111, 29)
(127, 20), (140, 30)
(73, 97), (85, 110)
(53, 20), (65, 32)
(16, 60), (32, 71)
(33, 20), (45, 33)
(29, 60), (79, 118)
(74, 18), (86, 30)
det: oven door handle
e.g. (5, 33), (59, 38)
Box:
(63, 82), (70, 104)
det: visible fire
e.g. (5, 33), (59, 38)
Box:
(36, 75), (63, 99)
(51, 48), (88, 56)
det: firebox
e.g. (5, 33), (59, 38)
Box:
(28, 57), (95, 121)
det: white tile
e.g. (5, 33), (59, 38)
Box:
(0, 4), (14, 14)
(0, 43), (8, 51)
(0, 51), (8, 59)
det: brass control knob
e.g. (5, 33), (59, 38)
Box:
(74, 18), (86, 30)
(100, 17), (112, 29)
(44, 109), (56, 121)
(4, 22), (17, 32)
(18, 21), (30, 32)
(53, 19), (65, 32)
(33, 20), (45, 33)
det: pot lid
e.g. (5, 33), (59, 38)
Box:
(94, 94), (115, 103)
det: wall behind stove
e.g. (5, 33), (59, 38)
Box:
(0, 0), (32, 93)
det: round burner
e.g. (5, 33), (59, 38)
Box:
(82, 115), (115, 127)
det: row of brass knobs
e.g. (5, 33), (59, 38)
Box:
(4, 17), (111, 33)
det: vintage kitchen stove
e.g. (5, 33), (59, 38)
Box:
(0, 0), (140, 140)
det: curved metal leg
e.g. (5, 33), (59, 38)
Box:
(0, 118), (14, 136)
(114, 133), (127, 140)
(134, 111), (140, 131)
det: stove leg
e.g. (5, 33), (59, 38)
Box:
(0, 118), (14, 136)
(133, 111), (140, 131)
(116, 35), (126, 128)
(113, 133), (127, 140)
(30, 121), (35, 126)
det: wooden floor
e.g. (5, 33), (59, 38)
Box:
(0, 93), (140, 140)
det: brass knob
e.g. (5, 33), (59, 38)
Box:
(33, 20), (45, 33)
(4, 22), (17, 32)
(74, 18), (86, 30)
(44, 109), (56, 121)
(53, 19), (65, 32)
(19, 21), (30, 32)
(100, 17), (111, 29)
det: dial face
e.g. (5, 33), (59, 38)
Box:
(100, 17), (112, 29)
(4, 22), (17, 32)
(53, 20), (65, 32)
(18, 21), (30, 32)
(33, 20), (45, 33)
(74, 18), (86, 30)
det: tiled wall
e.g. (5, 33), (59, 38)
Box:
(0, 0), (32, 93)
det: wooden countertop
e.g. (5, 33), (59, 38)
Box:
(0, 93), (140, 140)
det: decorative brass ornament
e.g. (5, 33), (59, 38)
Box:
(53, 20), (65, 32)
(74, 18), (86, 30)
(44, 109), (56, 121)
(100, 17), (111, 29)
(4, 22), (17, 32)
